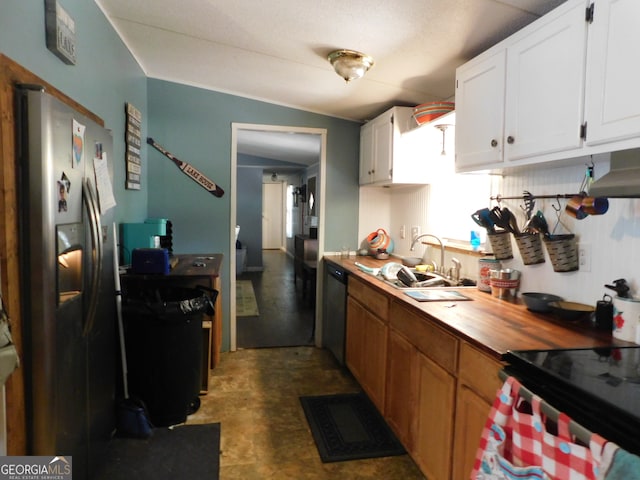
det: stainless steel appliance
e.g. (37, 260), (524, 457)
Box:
(322, 261), (348, 364)
(505, 346), (640, 455)
(17, 87), (116, 478)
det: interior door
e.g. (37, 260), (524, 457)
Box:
(262, 182), (284, 249)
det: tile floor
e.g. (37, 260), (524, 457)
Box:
(190, 250), (423, 478)
(187, 347), (424, 479)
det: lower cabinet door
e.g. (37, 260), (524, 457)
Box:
(385, 329), (417, 448)
(413, 351), (455, 480)
(345, 296), (387, 412)
(362, 309), (387, 411)
(452, 384), (493, 479)
(345, 297), (366, 384)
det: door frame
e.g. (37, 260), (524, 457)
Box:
(230, 123), (327, 352)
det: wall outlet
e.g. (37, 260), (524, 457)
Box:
(578, 243), (591, 272)
(411, 226), (421, 239)
(400, 225), (406, 239)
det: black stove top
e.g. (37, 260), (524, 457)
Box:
(505, 346), (640, 454)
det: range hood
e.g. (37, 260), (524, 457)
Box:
(589, 149), (640, 198)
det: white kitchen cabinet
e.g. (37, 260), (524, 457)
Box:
(359, 106), (439, 185)
(584, 0), (640, 146)
(504, 0), (587, 161)
(360, 108), (397, 185)
(454, 51), (506, 169)
(359, 120), (375, 184)
(455, 0), (588, 172)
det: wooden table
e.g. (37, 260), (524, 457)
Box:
(121, 253), (223, 393)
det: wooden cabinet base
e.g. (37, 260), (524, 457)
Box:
(452, 385), (493, 479)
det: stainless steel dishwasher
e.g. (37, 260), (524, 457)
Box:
(322, 261), (348, 365)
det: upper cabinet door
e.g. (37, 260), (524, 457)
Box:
(504, 0), (588, 161)
(371, 110), (394, 184)
(359, 121), (374, 184)
(455, 51), (506, 170)
(584, 0), (640, 145)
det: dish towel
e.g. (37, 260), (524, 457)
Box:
(598, 442), (640, 480)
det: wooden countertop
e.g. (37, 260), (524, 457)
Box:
(325, 255), (634, 361)
(168, 254), (223, 278)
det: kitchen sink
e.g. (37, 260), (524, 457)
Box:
(378, 271), (476, 291)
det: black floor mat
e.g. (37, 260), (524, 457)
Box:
(300, 392), (405, 463)
(94, 423), (220, 480)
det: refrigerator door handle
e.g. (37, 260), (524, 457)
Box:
(82, 178), (103, 337)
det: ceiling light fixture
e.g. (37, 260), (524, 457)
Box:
(328, 49), (374, 83)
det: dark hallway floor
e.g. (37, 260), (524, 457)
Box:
(236, 250), (315, 349)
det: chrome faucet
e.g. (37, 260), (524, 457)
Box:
(410, 233), (445, 275)
(450, 258), (462, 282)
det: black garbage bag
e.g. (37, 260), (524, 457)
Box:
(122, 285), (218, 426)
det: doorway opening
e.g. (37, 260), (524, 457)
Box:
(230, 124), (326, 351)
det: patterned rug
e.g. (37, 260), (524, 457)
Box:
(300, 392), (405, 463)
(236, 280), (259, 317)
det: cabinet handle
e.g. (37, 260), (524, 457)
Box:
(490, 139), (498, 147)
(507, 136), (515, 144)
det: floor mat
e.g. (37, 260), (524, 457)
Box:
(300, 392), (405, 463)
(94, 423), (220, 480)
(236, 280), (259, 317)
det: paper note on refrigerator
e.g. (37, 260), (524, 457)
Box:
(93, 153), (116, 212)
(73, 119), (85, 167)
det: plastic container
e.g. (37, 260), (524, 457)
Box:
(612, 296), (640, 342)
(123, 286), (216, 426)
(236, 246), (247, 276)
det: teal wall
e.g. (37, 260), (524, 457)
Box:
(1, 2), (361, 354)
(147, 79), (361, 352)
(1, 1), (148, 223)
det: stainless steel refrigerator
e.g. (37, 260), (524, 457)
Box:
(16, 87), (117, 479)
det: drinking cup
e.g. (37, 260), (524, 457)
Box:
(565, 194), (588, 219)
(581, 196), (609, 215)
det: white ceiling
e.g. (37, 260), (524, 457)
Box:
(96, 0), (566, 167)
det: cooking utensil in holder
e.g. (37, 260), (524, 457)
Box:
(543, 234), (578, 272)
(513, 233), (545, 265)
(487, 231), (513, 260)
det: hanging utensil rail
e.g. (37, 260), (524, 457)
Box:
(491, 193), (583, 202)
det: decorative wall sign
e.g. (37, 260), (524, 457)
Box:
(147, 137), (225, 198)
(125, 103), (142, 190)
(44, 0), (77, 65)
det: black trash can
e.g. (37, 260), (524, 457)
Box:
(122, 285), (216, 427)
